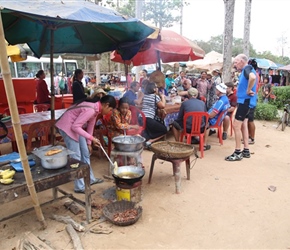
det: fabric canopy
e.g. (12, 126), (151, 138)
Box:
(111, 29), (205, 66)
(1, 0), (154, 60)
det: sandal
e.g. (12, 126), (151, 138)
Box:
(225, 152), (243, 161)
(203, 145), (211, 151)
(75, 189), (96, 194)
(90, 178), (104, 185)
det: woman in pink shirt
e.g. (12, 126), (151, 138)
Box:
(56, 95), (116, 193)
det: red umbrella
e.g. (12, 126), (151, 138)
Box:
(111, 30), (205, 66)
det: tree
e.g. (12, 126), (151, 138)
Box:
(223, 0), (235, 83)
(143, 0), (187, 29)
(243, 0), (252, 57)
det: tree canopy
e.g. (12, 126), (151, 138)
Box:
(195, 35), (290, 65)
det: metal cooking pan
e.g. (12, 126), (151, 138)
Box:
(112, 166), (145, 185)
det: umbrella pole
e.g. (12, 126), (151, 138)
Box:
(0, 12), (47, 229)
(124, 63), (129, 90)
(50, 29), (55, 144)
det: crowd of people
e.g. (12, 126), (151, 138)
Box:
(32, 54), (287, 192)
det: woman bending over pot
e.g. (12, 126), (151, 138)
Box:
(56, 95), (116, 194)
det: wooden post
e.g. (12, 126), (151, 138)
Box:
(0, 12), (46, 228)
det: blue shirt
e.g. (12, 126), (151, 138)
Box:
(123, 89), (137, 106)
(165, 77), (175, 91)
(208, 95), (230, 126)
(237, 65), (257, 108)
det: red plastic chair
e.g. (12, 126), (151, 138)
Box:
(126, 105), (146, 135)
(26, 120), (55, 152)
(34, 104), (50, 112)
(4, 106), (26, 116)
(180, 112), (209, 159)
(209, 109), (228, 145)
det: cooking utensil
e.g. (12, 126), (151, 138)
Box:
(112, 166), (145, 185)
(100, 144), (114, 166)
(99, 144), (119, 174)
(112, 135), (145, 152)
(32, 145), (74, 169)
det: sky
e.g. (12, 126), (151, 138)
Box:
(168, 0), (290, 57)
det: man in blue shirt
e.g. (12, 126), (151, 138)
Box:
(225, 54), (257, 161)
(203, 83), (230, 150)
(122, 81), (140, 106)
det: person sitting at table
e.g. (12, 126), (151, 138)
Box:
(177, 78), (192, 101)
(91, 87), (107, 99)
(123, 81), (140, 106)
(172, 88), (207, 142)
(165, 70), (175, 92)
(141, 81), (167, 149)
(203, 83), (230, 150)
(56, 95), (117, 194)
(35, 70), (50, 105)
(72, 69), (87, 104)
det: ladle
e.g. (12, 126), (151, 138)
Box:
(100, 144), (115, 166)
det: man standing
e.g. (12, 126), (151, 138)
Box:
(172, 88), (206, 142)
(123, 81), (140, 106)
(222, 82), (237, 140)
(225, 54), (257, 161)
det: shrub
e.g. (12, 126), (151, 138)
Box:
(269, 86), (290, 108)
(255, 103), (278, 121)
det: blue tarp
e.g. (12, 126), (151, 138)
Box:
(1, 0), (154, 60)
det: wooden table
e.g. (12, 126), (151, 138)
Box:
(0, 158), (92, 223)
(0, 109), (66, 144)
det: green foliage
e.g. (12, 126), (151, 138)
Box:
(255, 103), (278, 121)
(269, 86), (290, 109)
(143, 0), (187, 28)
(195, 34), (290, 61)
(117, 0), (135, 17)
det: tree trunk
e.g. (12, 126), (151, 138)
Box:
(223, 0), (235, 83)
(243, 0), (252, 57)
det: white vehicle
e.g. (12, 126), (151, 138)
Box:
(5, 55), (78, 90)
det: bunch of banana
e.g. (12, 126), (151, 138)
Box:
(0, 169), (15, 184)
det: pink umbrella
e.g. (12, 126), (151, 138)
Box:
(111, 30), (205, 66)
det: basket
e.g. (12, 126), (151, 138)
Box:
(103, 200), (142, 226)
(151, 141), (195, 159)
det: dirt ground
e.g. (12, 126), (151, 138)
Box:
(1, 120), (290, 249)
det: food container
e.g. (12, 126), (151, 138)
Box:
(112, 166), (145, 185)
(112, 135), (145, 152)
(32, 145), (74, 169)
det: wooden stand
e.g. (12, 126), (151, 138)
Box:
(148, 154), (190, 194)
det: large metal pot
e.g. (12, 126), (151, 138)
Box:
(32, 145), (73, 169)
(112, 135), (145, 152)
(112, 166), (145, 185)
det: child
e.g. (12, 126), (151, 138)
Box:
(109, 97), (139, 137)
(109, 97), (141, 166)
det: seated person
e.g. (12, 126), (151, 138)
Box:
(177, 79), (192, 101)
(222, 82), (237, 140)
(165, 70), (175, 91)
(203, 83), (230, 150)
(172, 88), (207, 142)
(108, 97), (139, 138)
(108, 97), (140, 165)
(141, 82), (167, 148)
(122, 81), (140, 106)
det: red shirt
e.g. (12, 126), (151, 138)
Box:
(227, 92), (237, 114)
(36, 79), (50, 104)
